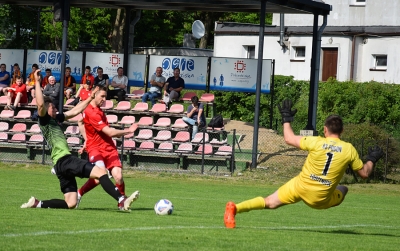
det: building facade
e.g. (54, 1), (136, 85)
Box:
(214, 0), (400, 83)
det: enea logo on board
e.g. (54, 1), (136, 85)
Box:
(234, 60), (246, 73)
(109, 54), (121, 67)
(39, 52), (70, 65)
(162, 58), (195, 72)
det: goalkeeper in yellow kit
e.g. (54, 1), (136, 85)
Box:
(224, 99), (384, 228)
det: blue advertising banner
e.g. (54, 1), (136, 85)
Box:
(26, 50), (83, 83)
(0, 49), (24, 76)
(148, 55), (208, 90)
(210, 57), (272, 93)
(127, 54), (146, 88)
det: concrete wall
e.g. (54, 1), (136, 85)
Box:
(272, 0), (400, 27)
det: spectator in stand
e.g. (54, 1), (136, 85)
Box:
(163, 67), (185, 105)
(74, 80), (92, 103)
(11, 63), (22, 86)
(94, 67), (109, 88)
(0, 63), (10, 93)
(142, 66), (165, 107)
(62, 67), (77, 99)
(81, 66), (95, 90)
(26, 64), (40, 101)
(41, 69), (52, 89)
(43, 76), (60, 108)
(2, 76), (28, 110)
(182, 95), (206, 140)
(107, 67), (128, 102)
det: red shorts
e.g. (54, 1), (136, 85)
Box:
(87, 149), (121, 171)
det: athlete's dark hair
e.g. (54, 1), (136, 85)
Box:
(324, 115), (343, 135)
(43, 96), (53, 105)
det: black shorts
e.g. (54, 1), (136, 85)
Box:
(54, 154), (95, 194)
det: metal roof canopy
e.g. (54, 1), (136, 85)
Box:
(0, 0), (331, 169)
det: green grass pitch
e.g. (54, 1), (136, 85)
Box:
(1, 163), (400, 251)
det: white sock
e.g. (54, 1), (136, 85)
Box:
(36, 201), (42, 208)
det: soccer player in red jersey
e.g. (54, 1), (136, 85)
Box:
(76, 86), (138, 208)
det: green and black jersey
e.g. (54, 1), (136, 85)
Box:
(38, 113), (71, 165)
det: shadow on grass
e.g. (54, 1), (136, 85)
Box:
(303, 229), (399, 238)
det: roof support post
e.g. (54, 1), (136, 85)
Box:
(58, 0), (70, 112)
(123, 7), (132, 77)
(306, 14), (327, 132)
(251, 0), (266, 169)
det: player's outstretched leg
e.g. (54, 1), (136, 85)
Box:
(21, 197), (40, 208)
(21, 197), (69, 209)
(118, 190), (140, 211)
(224, 201), (237, 228)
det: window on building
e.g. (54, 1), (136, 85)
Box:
(295, 46), (306, 58)
(350, 0), (366, 6)
(375, 55), (387, 68)
(246, 45), (255, 59)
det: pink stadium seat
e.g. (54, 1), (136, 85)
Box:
(156, 142), (174, 152)
(13, 110), (31, 119)
(180, 92), (197, 102)
(138, 141), (154, 151)
(64, 125), (80, 135)
(171, 118), (188, 128)
(27, 124), (41, 134)
(135, 129), (153, 140)
(153, 130), (171, 141)
(207, 126), (225, 131)
(68, 113), (83, 122)
(67, 137), (80, 146)
(112, 139), (117, 146)
(8, 133), (26, 143)
(28, 98), (37, 106)
(131, 102), (149, 112)
(100, 100), (114, 110)
(175, 143), (193, 153)
(0, 110), (14, 118)
(195, 144), (213, 155)
(28, 134), (44, 144)
(118, 115), (135, 125)
(137, 116), (153, 127)
(0, 96), (8, 104)
(149, 103), (167, 113)
(199, 93), (215, 103)
(191, 132), (209, 143)
(153, 117), (171, 127)
(210, 138), (228, 145)
(127, 89), (145, 99)
(64, 98), (76, 108)
(9, 123), (27, 132)
(114, 101), (131, 111)
(167, 104), (184, 113)
(0, 122), (9, 132)
(0, 132), (8, 141)
(215, 145), (233, 156)
(172, 131), (190, 142)
(122, 140), (136, 150)
(124, 133), (134, 139)
(106, 114), (118, 124)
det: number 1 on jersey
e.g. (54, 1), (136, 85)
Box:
(323, 152), (333, 176)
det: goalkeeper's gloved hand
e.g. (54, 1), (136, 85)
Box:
(366, 145), (384, 164)
(278, 99), (297, 124)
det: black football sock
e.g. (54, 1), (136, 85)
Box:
(41, 199), (69, 209)
(99, 174), (123, 201)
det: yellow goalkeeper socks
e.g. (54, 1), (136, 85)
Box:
(236, 196), (266, 213)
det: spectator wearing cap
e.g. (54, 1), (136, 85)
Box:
(2, 76), (27, 111)
(43, 76), (60, 108)
(81, 66), (95, 90)
(0, 63), (10, 93)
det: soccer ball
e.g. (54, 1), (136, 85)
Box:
(154, 199), (174, 215)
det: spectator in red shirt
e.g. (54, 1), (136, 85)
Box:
(81, 66), (94, 90)
(2, 76), (28, 111)
(76, 86), (139, 208)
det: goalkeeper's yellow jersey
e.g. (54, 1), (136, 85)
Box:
(298, 136), (363, 200)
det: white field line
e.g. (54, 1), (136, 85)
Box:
(2, 224), (399, 238)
